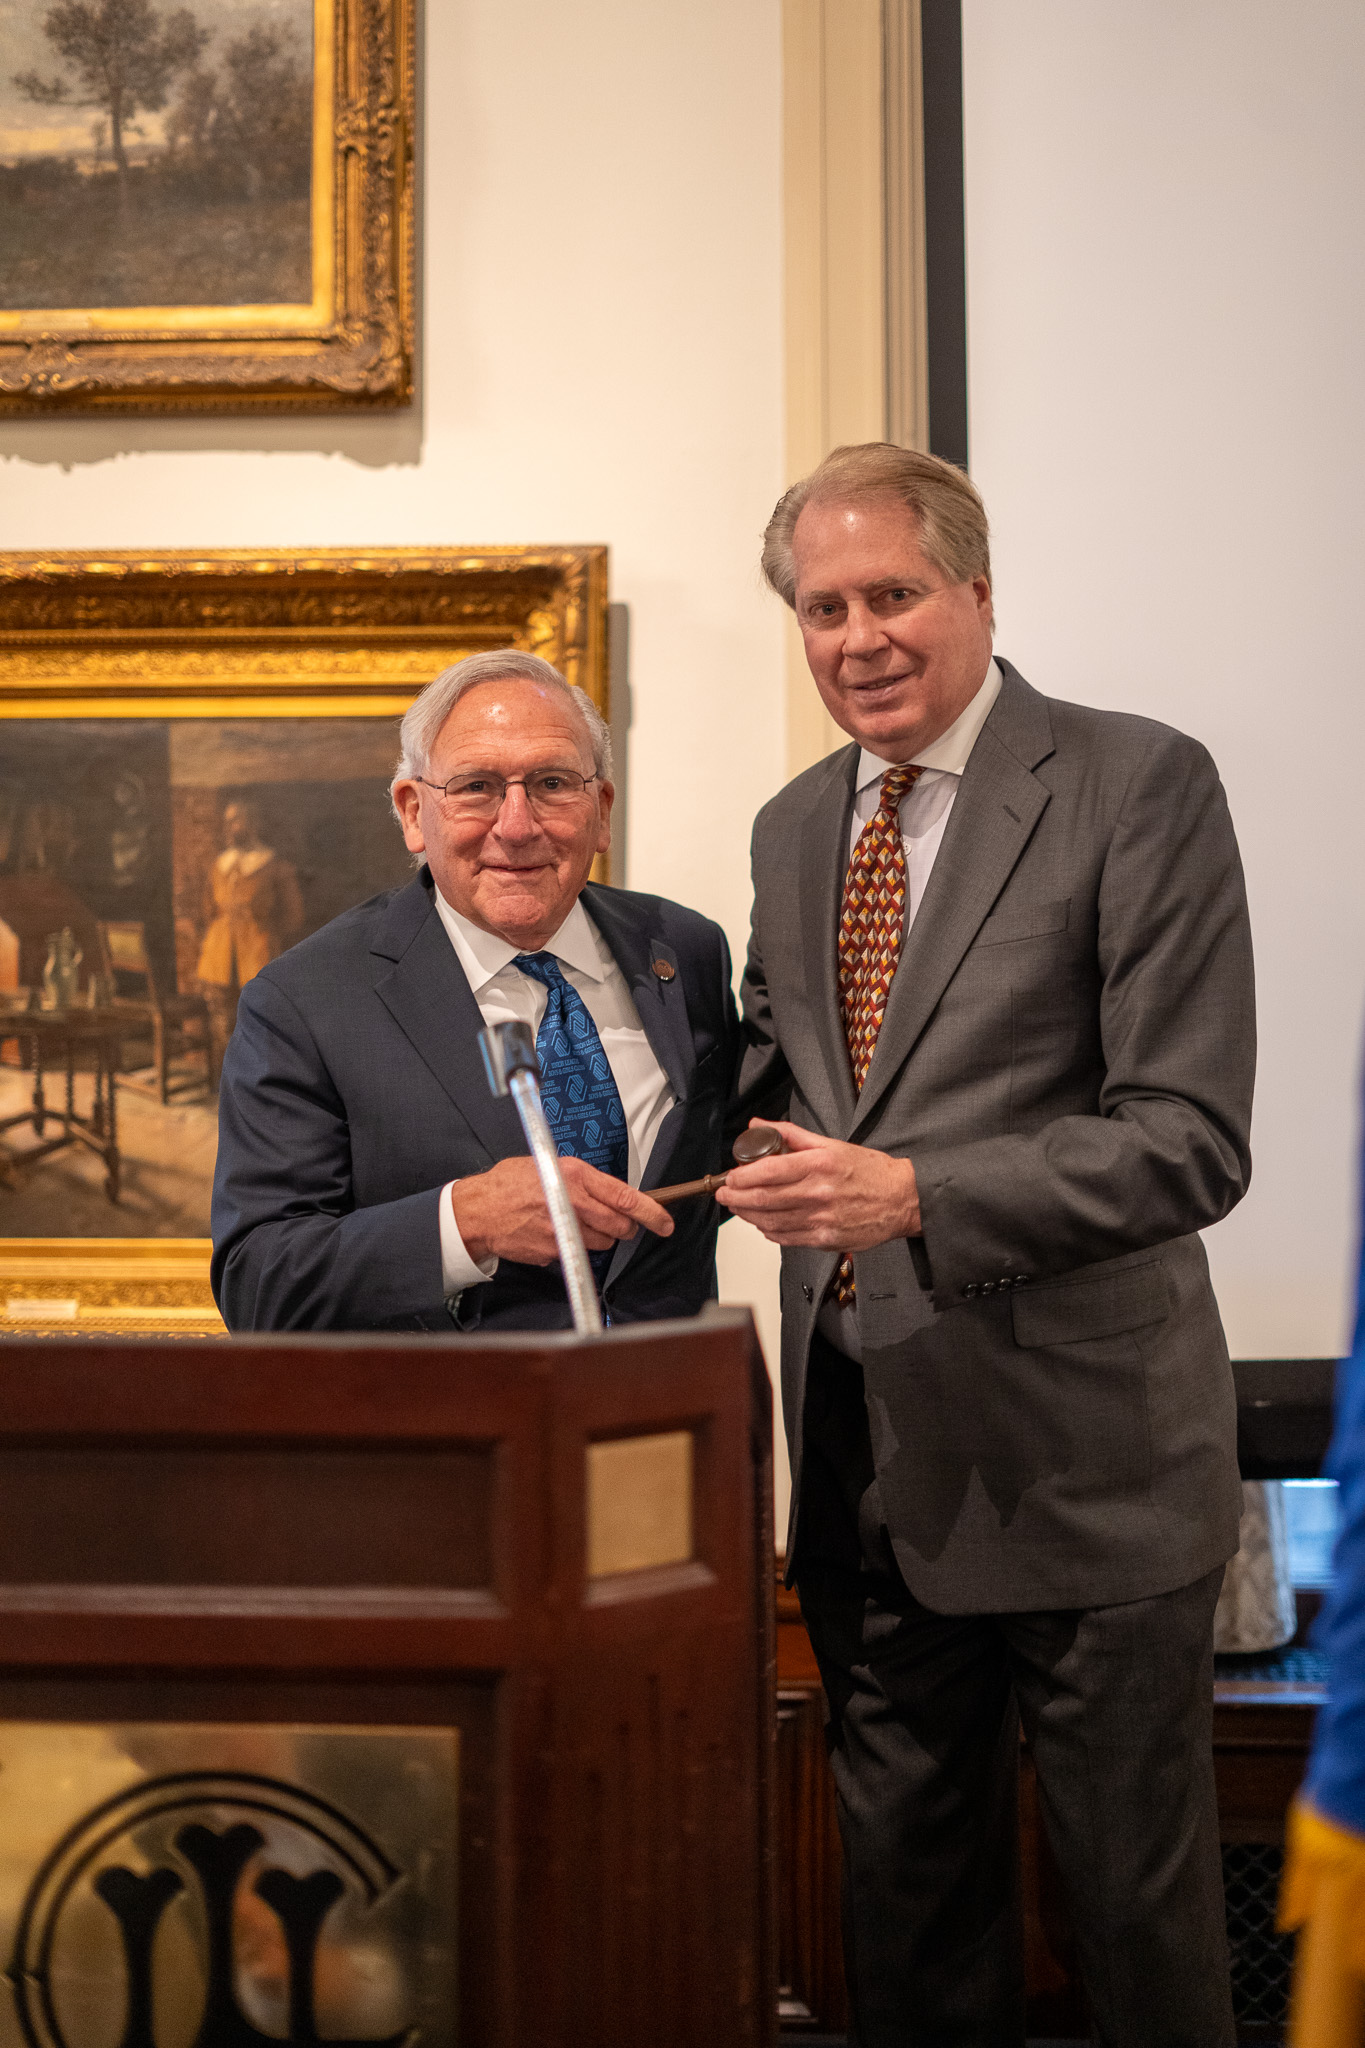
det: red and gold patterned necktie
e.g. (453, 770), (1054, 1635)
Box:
(831, 763), (923, 1306)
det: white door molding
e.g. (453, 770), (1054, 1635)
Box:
(781, 0), (928, 776)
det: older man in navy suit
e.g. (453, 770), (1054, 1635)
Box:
(212, 650), (739, 1331)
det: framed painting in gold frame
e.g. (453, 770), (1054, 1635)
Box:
(0, 0), (413, 414)
(0, 544), (608, 1333)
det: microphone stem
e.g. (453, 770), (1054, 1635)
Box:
(507, 1068), (604, 1335)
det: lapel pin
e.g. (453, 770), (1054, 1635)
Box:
(651, 957), (675, 983)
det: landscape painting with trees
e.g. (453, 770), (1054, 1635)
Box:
(0, 0), (315, 310)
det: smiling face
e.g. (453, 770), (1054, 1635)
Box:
(791, 493), (995, 759)
(392, 677), (613, 951)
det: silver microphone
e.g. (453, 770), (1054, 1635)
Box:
(478, 1021), (603, 1335)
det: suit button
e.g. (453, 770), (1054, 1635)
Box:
(979, 1279), (996, 1296)
(801, 1284), (813, 1303)
(1014, 1274), (1030, 1288)
(963, 1283), (980, 1300)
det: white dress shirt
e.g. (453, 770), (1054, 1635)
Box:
(846, 657), (1003, 924)
(820, 657), (1003, 1360)
(434, 889), (676, 1296)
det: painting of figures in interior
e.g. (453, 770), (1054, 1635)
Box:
(0, 716), (412, 1239)
(0, 0), (316, 312)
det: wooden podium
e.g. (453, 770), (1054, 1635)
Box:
(0, 1308), (775, 2048)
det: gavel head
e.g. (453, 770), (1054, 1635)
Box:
(731, 1126), (785, 1166)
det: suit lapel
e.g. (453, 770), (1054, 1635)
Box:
(798, 747), (861, 1132)
(582, 883), (695, 1115)
(369, 873), (525, 1163)
(582, 884), (699, 1290)
(851, 668), (1055, 1138)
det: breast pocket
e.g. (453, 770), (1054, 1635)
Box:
(975, 897), (1071, 947)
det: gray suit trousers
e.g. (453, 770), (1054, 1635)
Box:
(796, 1337), (1236, 2048)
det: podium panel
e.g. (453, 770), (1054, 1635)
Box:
(0, 1309), (775, 2048)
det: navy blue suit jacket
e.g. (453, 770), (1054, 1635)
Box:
(211, 870), (741, 1331)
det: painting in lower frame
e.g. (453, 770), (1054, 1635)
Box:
(0, 714), (411, 1240)
(0, 542), (607, 1322)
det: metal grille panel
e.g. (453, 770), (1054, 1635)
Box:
(1223, 1840), (1295, 2028)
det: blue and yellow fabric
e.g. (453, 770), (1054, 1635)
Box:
(1281, 1175), (1365, 2043)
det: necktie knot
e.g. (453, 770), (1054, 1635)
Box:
(512, 949), (564, 988)
(877, 764), (919, 818)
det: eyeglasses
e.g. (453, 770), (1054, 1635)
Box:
(416, 767), (601, 819)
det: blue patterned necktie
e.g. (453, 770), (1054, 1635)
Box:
(513, 953), (629, 1283)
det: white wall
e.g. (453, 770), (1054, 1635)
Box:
(962, 0), (1365, 1359)
(0, 0), (793, 1505)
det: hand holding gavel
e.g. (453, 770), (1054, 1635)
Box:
(647, 1125), (787, 1206)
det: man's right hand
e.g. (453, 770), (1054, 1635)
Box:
(451, 1157), (674, 1268)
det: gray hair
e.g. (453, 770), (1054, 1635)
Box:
(391, 651), (612, 803)
(762, 441), (992, 607)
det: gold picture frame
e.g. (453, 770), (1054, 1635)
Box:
(0, 544), (608, 1332)
(0, 0), (413, 414)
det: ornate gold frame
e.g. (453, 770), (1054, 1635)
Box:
(0, 0), (413, 413)
(0, 544), (609, 1332)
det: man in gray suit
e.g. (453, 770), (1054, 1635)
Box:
(720, 443), (1253, 2046)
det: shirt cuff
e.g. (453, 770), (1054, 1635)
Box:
(440, 1179), (499, 1296)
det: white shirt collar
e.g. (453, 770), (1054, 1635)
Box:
(433, 887), (610, 995)
(854, 656), (1003, 796)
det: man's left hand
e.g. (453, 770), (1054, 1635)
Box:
(715, 1120), (921, 1248)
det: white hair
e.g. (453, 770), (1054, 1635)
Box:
(390, 650), (612, 812)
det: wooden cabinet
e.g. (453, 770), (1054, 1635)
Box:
(775, 1580), (849, 2035)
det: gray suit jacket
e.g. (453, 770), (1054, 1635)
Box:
(737, 661), (1254, 1612)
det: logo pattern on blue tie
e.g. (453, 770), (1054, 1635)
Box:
(513, 952), (629, 1189)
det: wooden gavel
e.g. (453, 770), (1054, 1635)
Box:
(648, 1126), (786, 1206)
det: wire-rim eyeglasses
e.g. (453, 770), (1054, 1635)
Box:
(415, 767), (602, 819)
